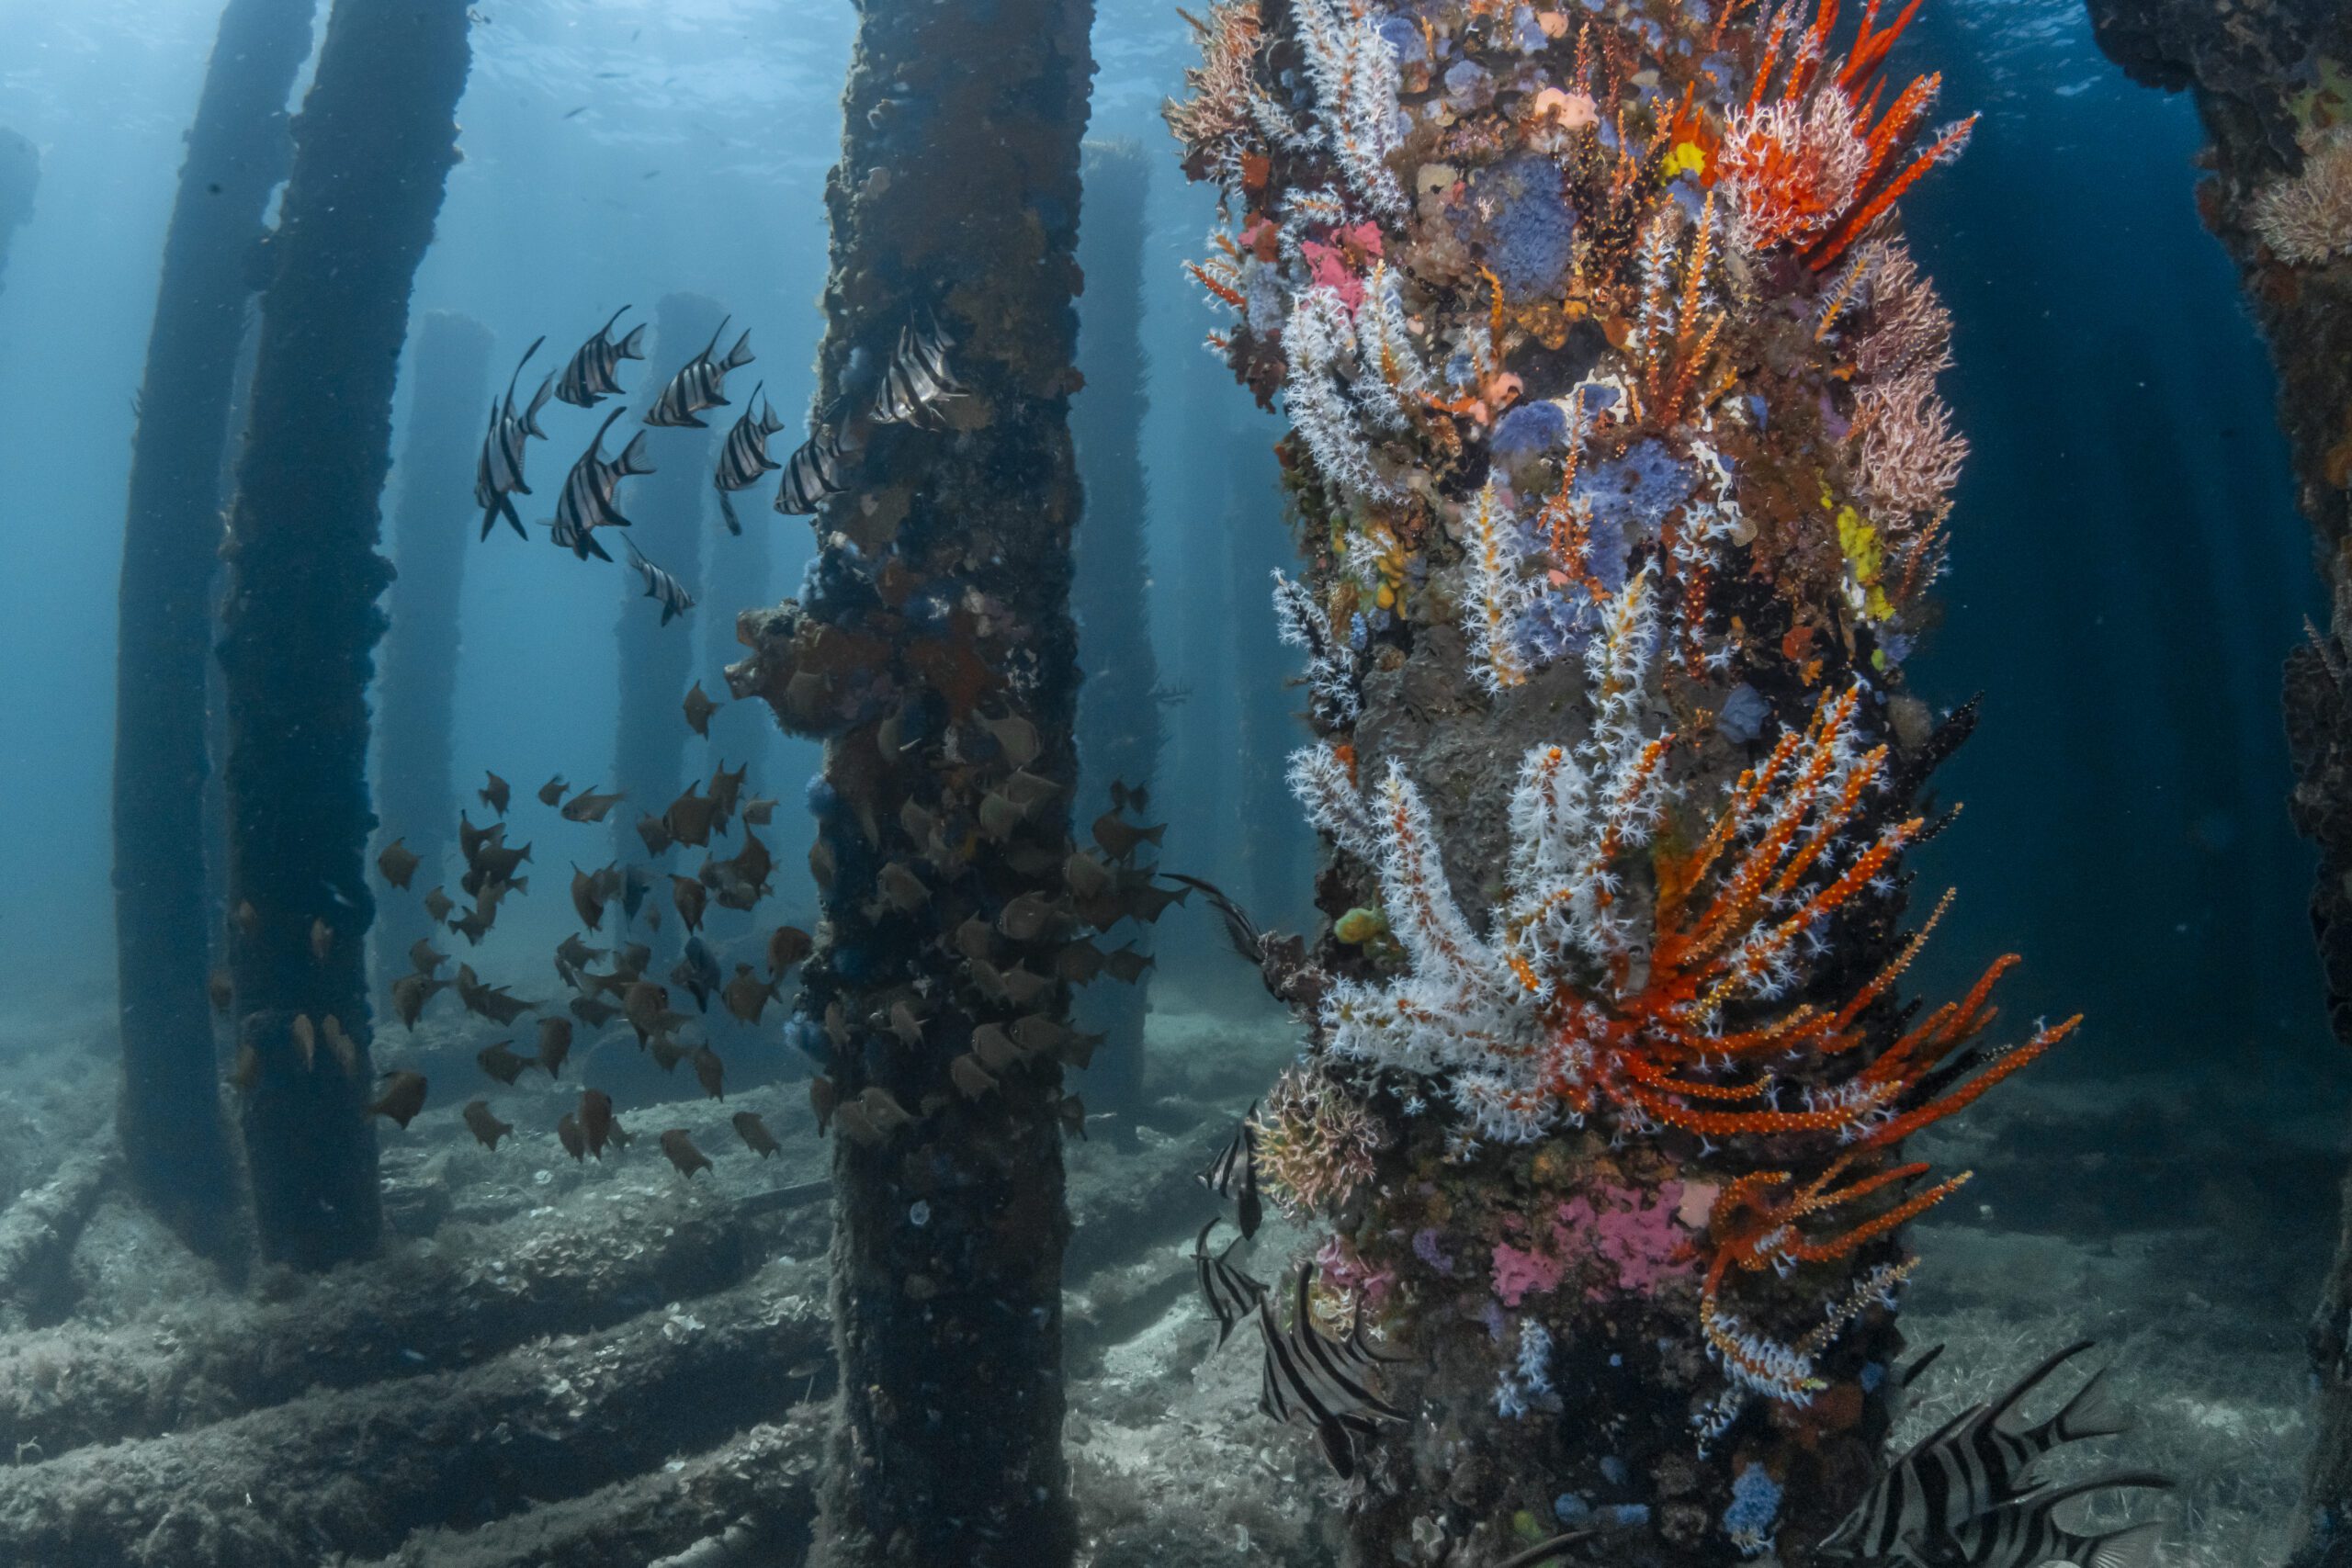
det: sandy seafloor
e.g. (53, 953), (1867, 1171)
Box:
(0, 985), (2318, 1568)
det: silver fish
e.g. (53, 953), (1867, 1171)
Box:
(646, 316), (753, 428)
(1198, 1102), (1262, 1238)
(1193, 1218), (1266, 1349)
(714, 381), (787, 536)
(474, 336), (552, 541)
(775, 423), (848, 515)
(626, 539), (695, 626)
(555, 305), (648, 408)
(1253, 1267), (1408, 1480)
(870, 314), (963, 427)
(1901, 1474), (2171, 1568)
(551, 407), (655, 561)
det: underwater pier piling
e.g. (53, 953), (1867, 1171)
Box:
(217, 0), (473, 1271)
(109, 0), (318, 1260)
(2082, 3), (2352, 1559)
(1072, 139), (1162, 1120)
(0, 128), (35, 297)
(729, 0), (1098, 1560)
(374, 310), (494, 975)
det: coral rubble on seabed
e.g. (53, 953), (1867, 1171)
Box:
(1165, 0), (2091, 1559)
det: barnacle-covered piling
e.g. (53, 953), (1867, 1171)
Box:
(0, 127), (34, 296)
(110, 0), (318, 1259)
(2082, 4), (2352, 1560)
(217, 0), (473, 1270)
(1166, 0), (2064, 1558)
(729, 0), (1097, 1562)
(374, 310), (494, 975)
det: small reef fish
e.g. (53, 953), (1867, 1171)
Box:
(476, 1040), (531, 1086)
(1820, 1340), (2136, 1562)
(554, 306), (647, 409)
(1253, 1268), (1408, 1481)
(454, 964), (535, 1025)
(714, 382), (786, 536)
(1193, 1218), (1266, 1348)
(949, 1053), (997, 1100)
(390, 973), (444, 1030)
(691, 1045), (726, 1101)
(410, 939), (447, 975)
(870, 314), (964, 428)
(721, 964), (777, 1024)
(672, 934), (720, 1010)
(462, 1100), (514, 1150)
(1091, 809), (1166, 863)
(683, 681), (718, 737)
(208, 968), (233, 1015)
(671, 874), (708, 934)
(646, 317), (753, 428)
(978, 713), (1039, 768)
(367, 1070), (430, 1129)
(664, 784), (718, 848)
(474, 336), (552, 541)
(560, 786), (627, 824)
(767, 924), (813, 977)
(731, 1111), (779, 1158)
(424, 886), (457, 924)
(579, 1088), (617, 1158)
(569, 994), (619, 1030)
(743, 797), (776, 826)
(535, 1017), (573, 1077)
(321, 1015), (360, 1076)
(480, 771), (511, 817)
(808, 1076), (837, 1136)
(1199, 1105), (1263, 1239)
(552, 408), (655, 561)
(775, 423), (848, 515)
(537, 774), (570, 807)
(659, 1128), (713, 1179)
(625, 538), (695, 625)
(376, 838), (421, 889)
(310, 918), (334, 964)
(1057, 1093), (1088, 1140)
(1103, 944), (1153, 985)
(556, 1111), (586, 1162)
(636, 812), (673, 858)
(570, 864), (607, 931)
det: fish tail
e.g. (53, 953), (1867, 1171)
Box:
(498, 494), (526, 540)
(2049, 1363), (2129, 1443)
(617, 431), (657, 476)
(618, 323), (648, 358)
(1141, 823), (1169, 847)
(718, 489), (744, 537)
(2079, 1521), (2165, 1568)
(723, 330), (755, 371)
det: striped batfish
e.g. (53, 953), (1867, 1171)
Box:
(870, 314), (964, 427)
(1191, 1219), (1266, 1348)
(1197, 1103), (1263, 1239)
(1818, 1340), (2132, 1561)
(624, 538), (695, 626)
(1253, 1268), (1408, 1479)
(1902, 1473), (2172, 1568)
(550, 408), (655, 562)
(775, 423), (849, 515)
(554, 306), (648, 408)
(474, 336), (551, 541)
(645, 317), (754, 429)
(713, 382), (786, 536)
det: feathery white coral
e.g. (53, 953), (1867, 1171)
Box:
(1283, 286), (1399, 502)
(1295, 0), (1408, 216)
(2252, 133), (2352, 266)
(1463, 482), (1534, 694)
(1353, 262), (1429, 429)
(1289, 740), (1380, 863)
(1271, 569), (1363, 726)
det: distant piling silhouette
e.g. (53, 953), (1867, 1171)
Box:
(1071, 140), (1160, 1120)
(729, 0), (1097, 1560)
(217, 0), (473, 1271)
(109, 0), (318, 1261)
(613, 292), (724, 875)
(0, 128), (36, 297)
(373, 310), (494, 974)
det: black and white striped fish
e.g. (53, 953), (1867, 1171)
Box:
(550, 408), (655, 562)
(713, 382), (786, 536)
(554, 306), (648, 409)
(645, 317), (754, 429)
(1819, 1340), (2132, 1561)
(775, 423), (849, 515)
(1902, 1473), (2171, 1568)
(624, 538), (695, 626)
(869, 314), (964, 427)
(1253, 1268), (1408, 1479)
(474, 336), (552, 541)
(1198, 1104), (1263, 1239)
(1193, 1219), (1266, 1348)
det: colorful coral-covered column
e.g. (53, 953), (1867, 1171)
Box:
(1166, 1), (2071, 1561)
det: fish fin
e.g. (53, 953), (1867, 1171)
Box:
(616, 430), (657, 476)
(507, 334), (547, 400)
(2083, 1522), (2165, 1568)
(617, 322), (648, 358)
(701, 314), (731, 357)
(524, 372), (556, 433)
(1986, 1339), (2098, 1436)
(1896, 1342), (1944, 1388)
(498, 493), (526, 540)
(718, 489), (744, 536)
(2048, 1362), (2129, 1443)
(723, 330), (754, 371)
(481, 504), (501, 542)
(583, 532), (614, 563)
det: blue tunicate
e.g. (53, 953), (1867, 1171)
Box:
(1443, 59), (1494, 110)
(1573, 437), (1698, 590)
(1491, 399), (1568, 457)
(1471, 154), (1577, 304)
(1446, 351), (1477, 390)
(1878, 630), (1914, 666)
(781, 1014), (830, 1066)
(1599, 1456), (1630, 1487)
(1723, 1463), (1782, 1554)
(1377, 17), (1427, 62)
(1860, 1360), (1887, 1393)
(1512, 6), (1547, 51)
(1348, 612), (1371, 653)
(805, 773), (841, 818)
(1719, 683), (1770, 744)
(1606, 1505), (1651, 1529)
(1555, 1494), (1593, 1525)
